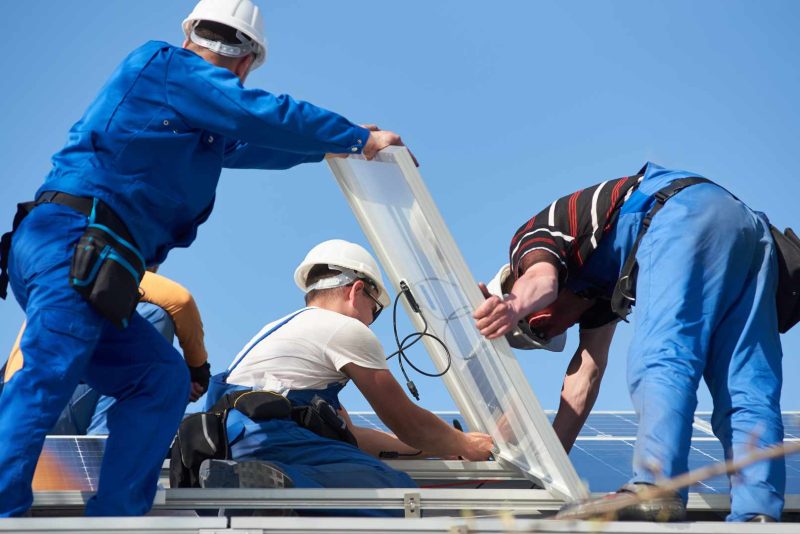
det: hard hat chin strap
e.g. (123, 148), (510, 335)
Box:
(305, 266), (377, 293)
(305, 267), (359, 293)
(189, 27), (257, 58)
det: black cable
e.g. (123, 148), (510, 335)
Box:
(378, 449), (423, 458)
(386, 283), (453, 400)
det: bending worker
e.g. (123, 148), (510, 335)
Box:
(1, 269), (210, 435)
(0, 0), (409, 517)
(200, 240), (493, 502)
(474, 163), (783, 522)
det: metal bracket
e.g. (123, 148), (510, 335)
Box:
(403, 491), (421, 518)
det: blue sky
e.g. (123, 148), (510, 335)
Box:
(1, 1), (799, 414)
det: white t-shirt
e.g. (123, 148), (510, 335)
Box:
(226, 307), (388, 391)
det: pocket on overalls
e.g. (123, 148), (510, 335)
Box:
(69, 227), (144, 329)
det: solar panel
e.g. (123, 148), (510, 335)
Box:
(32, 436), (105, 491)
(784, 412), (800, 438)
(691, 412), (800, 439)
(329, 148), (586, 501)
(572, 436), (800, 494)
(36, 412), (800, 497)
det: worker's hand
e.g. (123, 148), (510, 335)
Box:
(473, 282), (520, 339)
(188, 382), (205, 402)
(362, 127), (419, 167)
(188, 362), (211, 400)
(457, 431), (494, 461)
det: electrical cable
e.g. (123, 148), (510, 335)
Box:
(386, 281), (452, 400)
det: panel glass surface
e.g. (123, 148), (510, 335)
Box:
(572, 436), (800, 494)
(694, 412), (800, 439)
(33, 436), (105, 491)
(329, 149), (586, 500)
(39, 412), (800, 496)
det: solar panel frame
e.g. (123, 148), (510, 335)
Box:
(328, 148), (588, 501)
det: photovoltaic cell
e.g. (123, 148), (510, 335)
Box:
(692, 412), (800, 439)
(572, 437), (800, 494)
(32, 436), (105, 491)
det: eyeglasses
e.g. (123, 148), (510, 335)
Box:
(361, 281), (384, 323)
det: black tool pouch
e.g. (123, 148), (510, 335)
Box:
(291, 396), (358, 447)
(770, 226), (800, 333)
(169, 411), (229, 488)
(69, 225), (145, 329)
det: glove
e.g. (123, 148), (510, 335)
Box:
(188, 361), (211, 393)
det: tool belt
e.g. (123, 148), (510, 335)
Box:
(770, 226), (800, 333)
(610, 177), (800, 333)
(0, 191), (145, 329)
(169, 390), (358, 488)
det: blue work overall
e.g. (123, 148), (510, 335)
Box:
(0, 40), (369, 517)
(571, 163), (784, 521)
(208, 309), (415, 517)
(0, 203), (189, 516)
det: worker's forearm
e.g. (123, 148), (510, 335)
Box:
(509, 263), (559, 319)
(552, 350), (604, 452)
(390, 407), (463, 457)
(553, 372), (600, 453)
(351, 426), (424, 459)
(553, 324), (614, 452)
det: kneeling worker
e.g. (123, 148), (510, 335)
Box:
(203, 239), (493, 494)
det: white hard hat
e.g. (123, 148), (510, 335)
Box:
(183, 0), (268, 70)
(294, 240), (391, 307)
(486, 264), (567, 352)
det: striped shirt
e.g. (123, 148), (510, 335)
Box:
(509, 173), (644, 283)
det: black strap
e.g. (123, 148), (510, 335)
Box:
(610, 177), (713, 320)
(0, 192), (137, 300)
(0, 201), (36, 299)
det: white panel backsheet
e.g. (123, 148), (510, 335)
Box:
(328, 148), (587, 500)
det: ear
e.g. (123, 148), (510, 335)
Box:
(348, 280), (367, 304)
(234, 55), (255, 81)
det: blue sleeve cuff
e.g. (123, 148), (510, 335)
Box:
(347, 126), (370, 154)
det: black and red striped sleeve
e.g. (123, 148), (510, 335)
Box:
(508, 175), (641, 283)
(508, 199), (574, 279)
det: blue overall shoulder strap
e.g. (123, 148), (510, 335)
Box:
(610, 177), (712, 320)
(204, 308), (312, 410)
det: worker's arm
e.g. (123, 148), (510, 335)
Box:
(139, 272), (208, 367)
(474, 261), (559, 339)
(552, 322), (615, 452)
(223, 141), (324, 170)
(138, 272), (209, 401)
(338, 405), (427, 459)
(343, 363), (493, 460)
(166, 49), (370, 158)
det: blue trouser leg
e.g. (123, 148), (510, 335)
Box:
(83, 313), (189, 515)
(703, 216), (784, 521)
(0, 203), (105, 516)
(86, 303), (177, 436)
(230, 416), (416, 517)
(626, 184), (783, 521)
(0, 203), (189, 516)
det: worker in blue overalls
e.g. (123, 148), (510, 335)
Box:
(199, 240), (493, 515)
(474, 163), (783, 522)
(0, 0), (410, 517)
